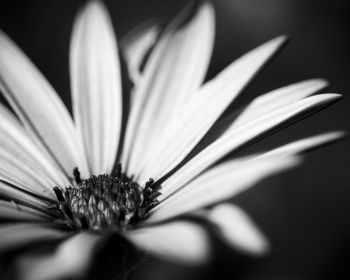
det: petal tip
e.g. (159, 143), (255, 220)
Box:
(79, 0), (109, 23)
(270, 34), (290, 50)
(307, 78), (329, 90)
(324, 92), (343, 101)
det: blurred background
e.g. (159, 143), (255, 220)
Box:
(0, 0), (349, 279)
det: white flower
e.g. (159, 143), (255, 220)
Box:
(0, 1), (344, 280)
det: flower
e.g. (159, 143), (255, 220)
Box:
(0, 1), (344, 280)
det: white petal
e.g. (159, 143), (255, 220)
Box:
(70, 1), (122, 175)
(259, 131), (346, 159)
(147, 156), (300, 223)
(0, 31), (88, 178)
(0, 151), (59, 199)
(17, 233), (101, 280)
(206, 204), (269, 255)
(182, 79), (329, 156)
(152, 131), (344, 224)
(128, 221), (209, 264)
(0, 181), (49, 212)
(0, 200), (52, 221)
(194, 132), (345, 181)
(0, 147), (57, 199)
(137, 36), (288, 183)
(0, 103), (70, 188)
(232, 78), (329, 129)
(0, 223), (67, 251)
(121, 22), (161, 84)
(160, 93), (341, 199)
(122, 2), (215, 175)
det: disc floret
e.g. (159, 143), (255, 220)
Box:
(53, 165), (161, 232)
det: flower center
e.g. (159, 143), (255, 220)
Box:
(52, 164), (160, 232)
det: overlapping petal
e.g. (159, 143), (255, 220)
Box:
(191, 79), (330, 153)
(122, 2), (215, 175)
(121, 22), (161, 84)
(0, 31), (88, 178)
(0, 200), (52, 221)
(137, 35), (288, 183)
(159, 93), (341, 199)
(0, 147), (57, 199)
(0, 103), (70, 189)
(0, 181), (50, 212)
(147, 156), (300, 223)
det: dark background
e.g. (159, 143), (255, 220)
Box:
(0, 0), (349, 279)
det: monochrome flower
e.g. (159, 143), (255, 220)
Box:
(0, 1), (344, 280)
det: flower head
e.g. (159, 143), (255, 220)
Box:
(0, 1), (344, 279)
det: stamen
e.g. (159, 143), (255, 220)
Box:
(73, 167), (81, 184)
(53, 186), (65, 202)
(52, 165), (161, 232)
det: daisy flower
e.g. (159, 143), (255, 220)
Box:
(0, 1), (344, 280)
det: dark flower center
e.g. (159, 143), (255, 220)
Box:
(52, 164), (161, 232)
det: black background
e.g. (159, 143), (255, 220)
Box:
(0, 0), (349, 279)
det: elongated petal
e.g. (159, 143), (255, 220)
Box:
(160, 93), (341, 199)
(206, 204), (269, 255)
(122, 2), (215, 175)
(232, 78), (328, 129)
(0, 200), (52, 221)
(147, 156), (300, 223)
(0, 150), (60, 200)
(158, 132), (345, 223)
(0, 181), (50, 211)
(137, 36), (288, 183)
(0, 223), (67, 251)
(0, 31), (88, 178)
(121, 22), (161, 84)
(128, 222), (209, 264)
(0, 148), (57, 199)
(17, 233), (101, 280)
(169, 78), (330, 161)
(70, 1), (122, 175)
(0, 103), (70, 188)
(259, 131), (346, 159)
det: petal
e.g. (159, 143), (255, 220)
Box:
(17, 233), (101, 280)
(182, 79), (329, 159)
(0, 223), (67, 252)
(0, 147), (57, 199)
(122, 2), (215, 175)
(0, 157), (54, 200)
(0, 31), (88, 178)
(127, 221), (210, 264)
(0, 103), (70, 188)
(0, 181), (50, 212)
(259, 131), (346, 159)
(206, 204), (269, 255)
(70, 1), (122, 175)
(0, 200), (52, 221)
(232, 78), (328, 129)
(121, 22), (161, 84)
(147, 156), (300, 223)
(194, 131), (345, 182)
(160, 93), (341, 199)
(153, 131), (344, 224)
(137, 36), (288, 183)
